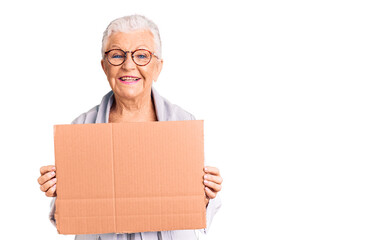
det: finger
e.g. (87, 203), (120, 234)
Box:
(45, 184), (57, 197)
(37, 171), (56, 185)
(204, 174), (223, 184)
(40, 178), (57, 192)
(205, 186), (216, 199)
(204, 196), (210, 206)
(204, 166), (220, 176)
(204, 179), (222, 192)
(40, 165), (56, 175)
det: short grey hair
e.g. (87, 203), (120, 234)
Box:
(101, 14), (162, 59)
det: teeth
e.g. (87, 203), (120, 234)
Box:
(121, 77), (139, 81)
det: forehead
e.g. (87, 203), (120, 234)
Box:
(105, 29), (155, 51)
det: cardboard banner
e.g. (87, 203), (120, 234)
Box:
(53, 120), (206, 235)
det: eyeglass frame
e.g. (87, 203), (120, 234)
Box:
(104, 48), (160, 67)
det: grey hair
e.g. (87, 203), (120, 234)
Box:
(101, 14), (162, 59)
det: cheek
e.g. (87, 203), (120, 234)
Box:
(139, 67), (154, 81)
(106, 67), (118, 80)
(145, 64), (160, 80)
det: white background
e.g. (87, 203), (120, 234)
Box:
(0, 0), (390, 239)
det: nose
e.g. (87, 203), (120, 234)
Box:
(121, 54), (137, 70)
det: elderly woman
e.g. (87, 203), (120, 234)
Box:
(37, 15), (222, 240)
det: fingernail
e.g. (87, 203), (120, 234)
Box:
(51, 171), (55, 176)
(204, 175), (208, 179)
(204, 167), (208, 171)
(204, 180), (208, 184)
(53, 178), (57, 183)
(52, 167), (56, 170)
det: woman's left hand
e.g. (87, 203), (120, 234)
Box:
(203, 166), (223, 207)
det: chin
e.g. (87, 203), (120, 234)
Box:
(117, 87), (144, 100)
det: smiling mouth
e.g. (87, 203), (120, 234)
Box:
(119, 76), (141, 82)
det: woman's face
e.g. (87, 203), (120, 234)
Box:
(101, 30), (163, 101)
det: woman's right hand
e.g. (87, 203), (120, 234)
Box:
(38, 165), (57, 197)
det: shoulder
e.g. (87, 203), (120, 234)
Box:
(159, 95), (196, 121)
(71, 91), (113, 124)
(71, 105), (99, 124)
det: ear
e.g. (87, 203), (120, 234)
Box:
(101, 59), (107, 75)
(153, 59), (163, 83)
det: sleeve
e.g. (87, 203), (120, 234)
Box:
(199, 194), (222, 234)
(49, 197), (57, 227)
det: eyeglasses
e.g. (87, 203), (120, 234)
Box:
(104, 49), (159, 66)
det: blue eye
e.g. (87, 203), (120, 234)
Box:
(135, 54), (148, 59)
(112, 54), (124, 59)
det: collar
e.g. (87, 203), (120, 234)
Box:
(95, 86), (166, 123)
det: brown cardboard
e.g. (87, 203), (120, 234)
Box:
(53, 120), (206, 235)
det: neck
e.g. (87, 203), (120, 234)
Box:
(110, 91), (156, 121)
